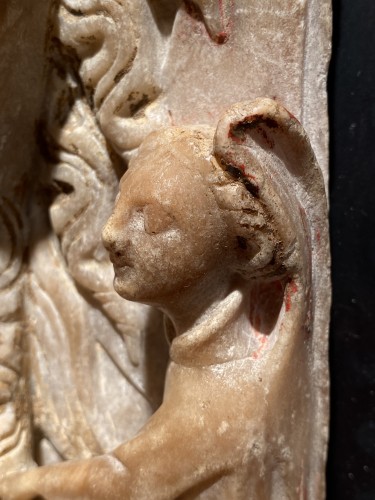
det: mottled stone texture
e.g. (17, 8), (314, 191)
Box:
(0, 1), (331, 498)
(0, 0), (53, 475)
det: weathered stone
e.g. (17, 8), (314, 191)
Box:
(0, 2), (331, 498)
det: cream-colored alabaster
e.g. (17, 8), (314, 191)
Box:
(56, 0), (331, 174)
(0, 0), (331, 473)
(0, 0), (331, 496)
(0, 98), (330, 499)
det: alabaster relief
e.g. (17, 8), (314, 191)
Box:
(2, 0), (331, 466)
(0, 1), (331, 498)
(0, 99), (330, 499)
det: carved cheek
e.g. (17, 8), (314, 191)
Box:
(188, 210), (226, 253)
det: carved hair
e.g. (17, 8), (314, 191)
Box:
(207, 162), (287, 280)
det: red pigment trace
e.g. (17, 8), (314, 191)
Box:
(251, 335), (268, 360)
(238, 164), (256, 181)
(216, 31), (228, 44)
(217, 0), (233, 44)
(285, 281), (298, 312)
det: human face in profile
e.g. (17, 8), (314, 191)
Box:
(102, 135), (230, 307)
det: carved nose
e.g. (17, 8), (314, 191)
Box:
(102, 215), (129, 255)
(102, 216), (118, 251)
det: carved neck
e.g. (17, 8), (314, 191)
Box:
(167, 288), (253, 367)
(165, 273), (309, 369)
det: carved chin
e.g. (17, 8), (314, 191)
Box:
(113, 273), (137, 300)
(113, 273), (157, 304)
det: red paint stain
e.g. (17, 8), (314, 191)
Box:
(238, 164), (255, 179)
(216, 31), (228, 44)
(215, 0), (234, 44)
(316, 230), (321, 243)
(285, 281), (298, 312)
(251, 330), (268, 360)
(286, 109), (301, 124)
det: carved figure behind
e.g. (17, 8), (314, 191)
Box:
(0, 98), (330, 499)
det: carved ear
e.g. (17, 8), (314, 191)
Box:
(213, 98), (327, 279)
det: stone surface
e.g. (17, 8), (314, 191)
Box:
(0, 0), (53, 476)
(0, 1), (331, 498)
(0, 99), (330, 499)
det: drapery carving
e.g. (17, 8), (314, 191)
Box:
(0, 197), (30, 471)
(0, 0), (54, 474)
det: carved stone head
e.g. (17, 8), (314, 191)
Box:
(102, 98), (322, 312)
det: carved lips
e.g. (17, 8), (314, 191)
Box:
(108, 251), (133, 269)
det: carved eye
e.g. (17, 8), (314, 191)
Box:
(143, 204), (174, 235)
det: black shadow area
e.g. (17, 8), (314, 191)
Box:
(327, 0), (375, 498)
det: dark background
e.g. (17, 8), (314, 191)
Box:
(327, 0), (375, 498)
